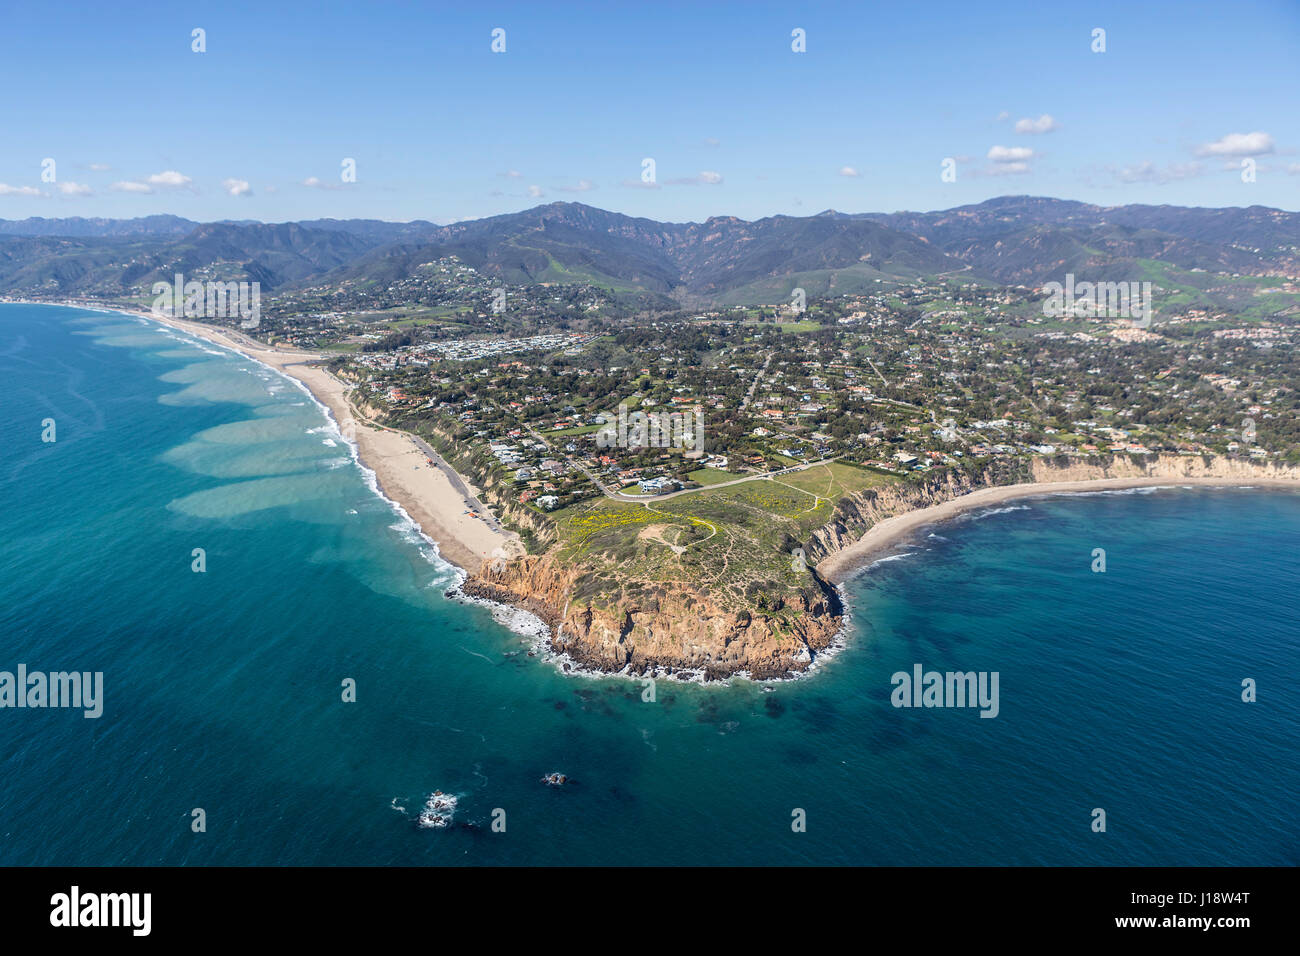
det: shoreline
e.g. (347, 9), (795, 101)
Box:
(12, 299), (1300, 683)
(817, 475), (1300, 584)
(21, 299), (521, 574)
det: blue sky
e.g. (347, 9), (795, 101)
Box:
(2, 0), (1297, 223)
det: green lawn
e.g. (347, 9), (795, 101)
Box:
(549, 422), (604, 437)
(685, 467), (735, 486)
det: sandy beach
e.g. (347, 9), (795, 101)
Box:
(817, 474), (1300, 583)
(58, 303), (523, 574)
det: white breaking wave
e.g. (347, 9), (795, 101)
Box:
(279, 373), (461, 586)
(1064, 485), (1175, 497)
(447, 586), (549, 641)
(868, 550), (919, 567)
(967, 504), (1032, 519)
(128, 317), (229, 358)
(415, 791), (459, 829)
(119, 307), (462, 588)
(392, 791), (461, 829)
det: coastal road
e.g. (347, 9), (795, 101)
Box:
(645, 456), (845, 502)
(574, 455), (845, 504)
(408, 435), (508, 535)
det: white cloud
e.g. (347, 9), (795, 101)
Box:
(1289, 163), (1300, 175)
(619, 179), (661, 190)
(971, 145), (1034, 177)
(1014, 114), (1059, 134)
(703, 137), (721, 147)
(838, 166), (860, 177)
(1113, 160), (1204, 184)
(988, 145), (1034, 162)
(222, 178), (252, 197)
(57, 182), (93, 196)
(528, 184), (544, 198)
(995, 110), (1009, 122)
(981, 162), (1031, 176)
(111, 172), (191, 193)
(147, 169), (192, 188)
(1195, 131), (1275, 157)
(87, 163), (110, 171)
(665, 171), (724, 185)
(556, 179), (595, 193)
(0, 183), (43, 196)
(504, 170), (523, 178)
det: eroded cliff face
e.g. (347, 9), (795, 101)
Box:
(803, 454), (1300, 565)
(461, 553), (842, 680)
(1026, 454), (1300, 483)
(803, 468), (992, 565)
(463, 454), (1297, 680)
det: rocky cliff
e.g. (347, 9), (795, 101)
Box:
(804, 454), (1300, 565)
(463, 453), (1297, 681)
(403, 417), (557, 550)
(1026, 453), (1300, 484)
(461, 553), (842, 680)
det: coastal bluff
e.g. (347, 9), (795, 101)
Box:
(462, 453), (1299, 681)
(461, 553), (841, 681)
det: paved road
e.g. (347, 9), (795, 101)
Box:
(575, 455), (845, 504)
(740, 351), (773, 410)
(408, 435), (506, 533)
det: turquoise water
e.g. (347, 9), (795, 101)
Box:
(1, 303), (1296, 866)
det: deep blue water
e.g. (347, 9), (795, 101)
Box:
(1, 303), (1296, 865)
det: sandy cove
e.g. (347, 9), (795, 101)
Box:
(817, 474), (1300, 584)
(89, 306), (523, 573)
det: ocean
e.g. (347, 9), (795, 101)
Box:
(1, 303), (1296, 866)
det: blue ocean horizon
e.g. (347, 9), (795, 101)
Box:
(1, 303), (1296, 866)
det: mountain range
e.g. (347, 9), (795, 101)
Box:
(1, 197), (1296, 306)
